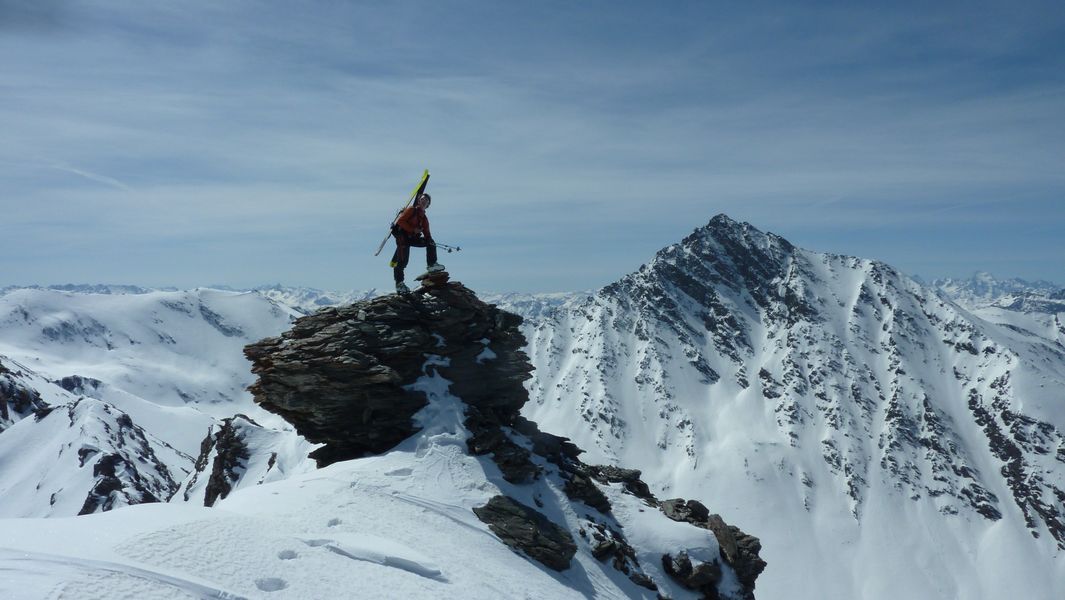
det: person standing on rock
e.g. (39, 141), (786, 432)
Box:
(389, 192), (444, 293)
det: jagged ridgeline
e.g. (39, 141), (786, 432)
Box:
(244, 282), (765, 599)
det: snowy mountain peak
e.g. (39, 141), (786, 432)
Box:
(522, 216), (1065, 599)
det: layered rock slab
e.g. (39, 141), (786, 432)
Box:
(245, 282), (530, 466)
(472, 495), (577, 571)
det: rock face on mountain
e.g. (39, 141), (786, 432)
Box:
(183, 415), (253, 507)
(0, 359), (46, 432)
(177, 414), (315, 507)
(245, 281), (765, 599)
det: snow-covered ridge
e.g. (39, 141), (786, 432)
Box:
(0, 287), (299, 412)
(481, 291), (590, 320)
(0, 356), (192, 517)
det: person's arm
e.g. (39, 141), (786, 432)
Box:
(422, 213), (432, 241)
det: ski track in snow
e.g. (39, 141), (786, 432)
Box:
(305, 535), (446, 581)
(0, 548), (247, 599)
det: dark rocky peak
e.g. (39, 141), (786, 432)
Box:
(660, 214), (794, 288)
(593, 215), (834, 380)
(245, 281), (765, 598)
(600, 214), (921, 337)
(604, 214), (812, 316)
(53, 374), (104, 396)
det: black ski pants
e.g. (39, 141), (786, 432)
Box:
(391, 230), (437, 283)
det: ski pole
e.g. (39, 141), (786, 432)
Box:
(431, 242), (462, 253)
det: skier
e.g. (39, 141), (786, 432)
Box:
(389, 192), (444, 293)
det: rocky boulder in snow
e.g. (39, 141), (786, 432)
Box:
(245, 282), (531, 466)
(472, 494), (577, 571)
(662, 499), (766, 591)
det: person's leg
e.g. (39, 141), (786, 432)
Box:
(426, 241), (438, 267)
(392, 233), (410, 283)
(407, 236), (436, 267)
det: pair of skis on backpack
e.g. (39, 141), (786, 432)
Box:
(374, 169), (430, 257)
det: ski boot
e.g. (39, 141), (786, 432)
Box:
(426, 263), (445, 273)
(395, 281), (410, 294)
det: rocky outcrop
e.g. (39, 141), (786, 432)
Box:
(185, 415), (252, 507)
(662, 498), (767, 594)
(472, 495), (577, 571)
(0, 359), (47, 432)
(245, 282), (530, 466)
(177, 414), (315, 507)
(72, 402), (183, 515)
(465, 405), (539, 483)
(663, 551), (723, 597)
(245, 280), (764, 598)
(52, 374), (104, 397)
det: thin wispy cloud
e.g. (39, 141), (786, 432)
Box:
(1, 1), (1063, 290)
(46, 162), (131, 191)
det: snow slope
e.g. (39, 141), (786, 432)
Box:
(0, 356), (195, 518)
(0, 287), (298, 415)
(519, 215), (1065, 600)
(0, 360), (720, 600)
(0, 289), (313, 518)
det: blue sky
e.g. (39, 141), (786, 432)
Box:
(2, 1), (1063, 292)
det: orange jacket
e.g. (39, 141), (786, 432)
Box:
(395, 205), (431, 239)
